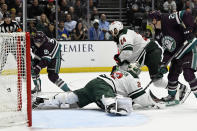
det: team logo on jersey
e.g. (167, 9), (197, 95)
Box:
(161, 36), (176, 52)
(44, 49), (49, 55)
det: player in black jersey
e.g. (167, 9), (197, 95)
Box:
(0, 12), (22, 73)
(148, 10), (196, 104)
(31, 31), (70, 94)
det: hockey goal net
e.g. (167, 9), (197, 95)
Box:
(0, 32), (31, 127)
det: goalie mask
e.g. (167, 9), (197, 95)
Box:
(109, 21), (123, 37)
(33, 31), (47, 47)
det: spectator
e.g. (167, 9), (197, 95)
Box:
(36, 13), (49, 33)
(193, 0), (197, 16)
(0, 3), (8, 20)
(89, 19), (104, 40)
(45, 23), (56, 39)
(89, 0), (94, 12)
(99, 13), (110, 40)
(28, 20), (37, 34)
(183, 0), (194, 12)
(163, 0), (177, 13)
(0, 0), (5, 5)
(58, 6), (66, 22)
(72, 21), (87, 40)
(194, 0), (197, 8)
(59, 0), (69, 13)
(155, 0), (165, 10)
(44, 0), (56, 23)
(10, 0), (22, 15)
(141, 0), (152, 13)
(68, 6), (78, 21)
(64, 13), (77, 33)
(93, 0), (99, 7)
(28, 0), (43, 18)
(10, 8), (16, 20)
(90, 7), (99, 22)
(175, 0), (185, 11)
(74, 0), (85, 19)
(126, 0), (142, 26)
(58, 20), (70, 40)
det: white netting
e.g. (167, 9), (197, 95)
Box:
(0, 33), (31, 127)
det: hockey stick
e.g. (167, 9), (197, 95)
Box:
(144, 40), (189, 90)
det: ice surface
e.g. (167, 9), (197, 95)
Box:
(2, 72), (197, 131)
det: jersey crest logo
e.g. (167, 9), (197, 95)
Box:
(44, 49), (49, 55)
(161, 36), (176, 52)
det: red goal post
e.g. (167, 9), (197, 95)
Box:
(0, 32), (32, 127)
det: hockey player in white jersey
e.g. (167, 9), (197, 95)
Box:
(32, 68), (165, 116)
(109, 21), (188, 105)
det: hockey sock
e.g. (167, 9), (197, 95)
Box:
(61, 83), (70, 92)
(55, 78), (70, 91)
(168, 90), (177, 97)
(167, 80), (178, 96)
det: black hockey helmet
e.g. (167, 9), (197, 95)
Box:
(33, 31), (47, 47)
(148, 10), (161, 21)
(3, 12), (11, 18)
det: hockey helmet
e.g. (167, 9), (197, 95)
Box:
(3, 12), (11, 18)
(148, 10), (161, 22)
(33, 31), (47, 47)
(109, 21), (123, 37)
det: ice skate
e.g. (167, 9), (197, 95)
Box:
(178, 82), (191, 104)
(31, 86), (41, 94)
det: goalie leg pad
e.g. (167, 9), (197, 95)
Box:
(54, 92), (79, 105)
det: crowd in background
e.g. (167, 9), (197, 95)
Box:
(0, 0), (196, 40)
(126, 0), (197, 37)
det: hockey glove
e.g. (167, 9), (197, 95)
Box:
(158, 62), (168, 74)
(127, 62), (141, 76)
(184, 27), (195, 42)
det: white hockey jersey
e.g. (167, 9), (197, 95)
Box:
(118, 29), (150, 64)
(98, 70), (153, 107)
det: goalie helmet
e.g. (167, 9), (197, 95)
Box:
(109, 21), (123, 37)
